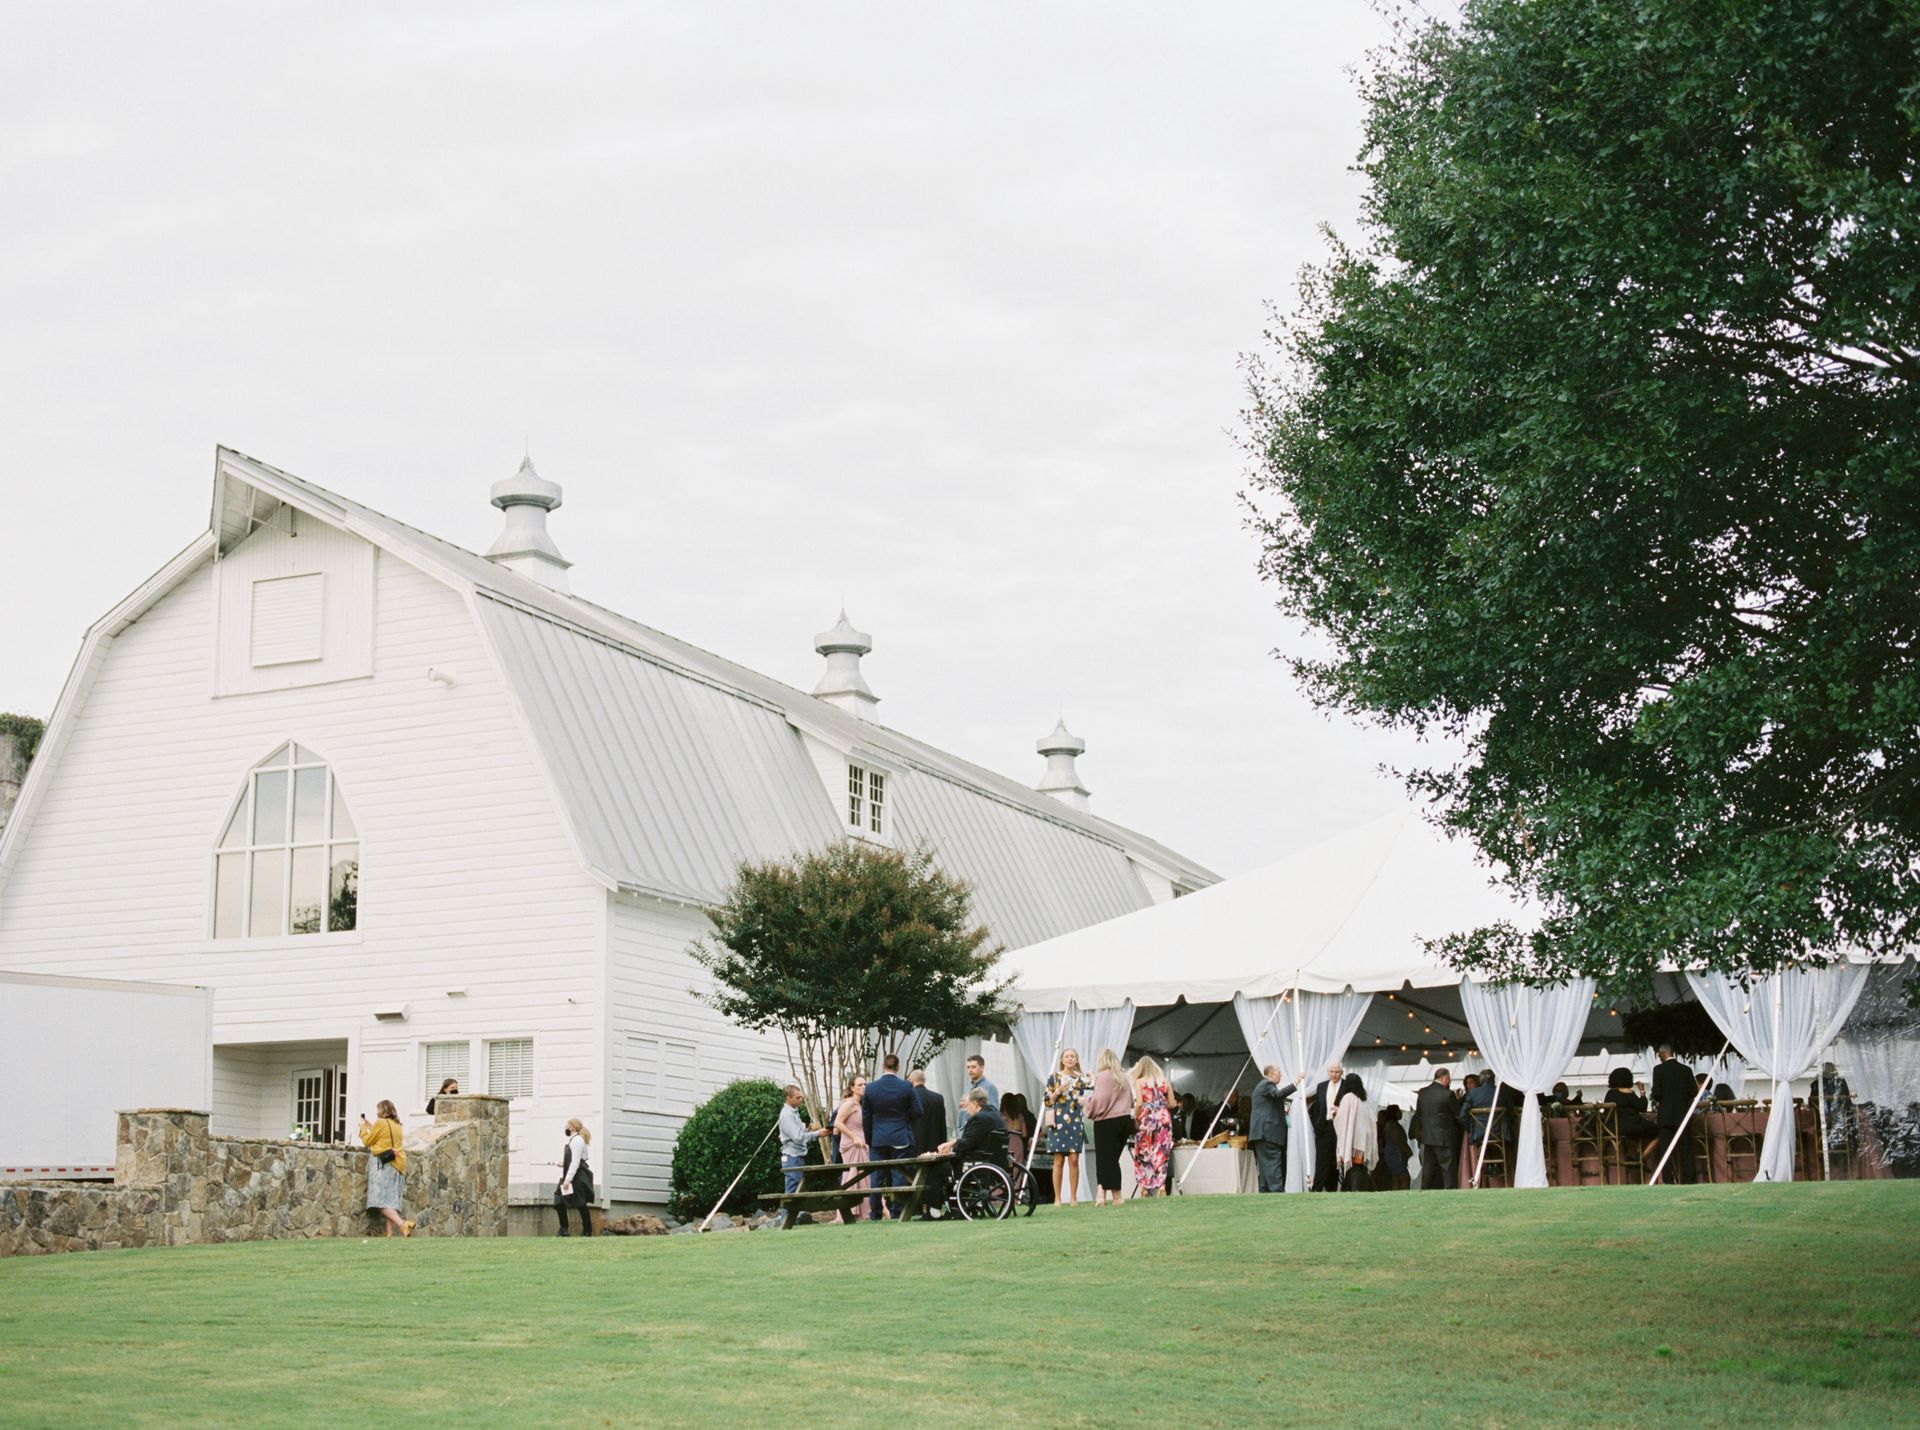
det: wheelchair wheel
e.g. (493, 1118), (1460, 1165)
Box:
(1010, 1163), (1038, 1216)
(954, 1163), (1015, 1221)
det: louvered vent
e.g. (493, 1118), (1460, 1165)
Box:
(250, 573), (325, 667)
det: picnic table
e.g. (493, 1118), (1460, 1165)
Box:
(759, 1154), (950, 1227)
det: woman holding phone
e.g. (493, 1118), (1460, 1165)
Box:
(357, 1100), (413, 1237)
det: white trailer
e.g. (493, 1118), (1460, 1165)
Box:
(0, 970), (212, 1179)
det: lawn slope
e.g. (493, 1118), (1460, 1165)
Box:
(2, 1182), (1916, 1427)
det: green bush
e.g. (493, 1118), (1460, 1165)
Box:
(668, 1078), (795, 1221)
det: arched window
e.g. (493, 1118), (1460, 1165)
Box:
(212, 744), (358, 938)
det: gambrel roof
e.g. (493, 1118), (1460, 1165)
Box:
(4, 448), (1215, 949)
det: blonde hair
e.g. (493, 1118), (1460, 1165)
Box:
(1095, 1048), (1124, 1080)
(1055, 1047), (1082, 1075)
(1130, 1057), (1167, 1087)
(375, 1099), (399, 1122)
(566, 1117), (591, 1145)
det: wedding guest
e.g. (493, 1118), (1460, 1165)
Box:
(833, 1076), (871, 1221)
(1377, 1105), (1413, 1191)
(1649, 1045), (1698, 1185)
(1605, 1067), (1661, 1141)
(425, 1077), (459, 1116)
(1000, 1092), (1033, 1168)
(958, 1054), (999, 1131)
(357, 1100), (413, 1238)
(1712, 1082), (1738, 1102)
(554, 1117), (595, 1236)
(1458, 1072), (1498, 1146)
(1174, 1093), (1199, 1141)
(1044, 1049), (1092, 1207)
(862, 1052), (924, 1220)
(1307, 1062), (1345, 1192)
(777, 1084), (828, 1228)
(1130, 1057), (1176, 1196)
(909, 1070), (948, 1157)
(1249, 1065), (1291, 1193)
(1332, 1074), (1377, 1191)
(1084, 1048), (1135, 1207)
(1413, 1068), (1457, 1190)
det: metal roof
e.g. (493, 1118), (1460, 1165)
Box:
(210, 448), (1219, 943)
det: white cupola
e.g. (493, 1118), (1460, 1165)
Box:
(1035, 718), (1090, 812)
(486, 456), (572, 592)
(812, 610), (878, 720)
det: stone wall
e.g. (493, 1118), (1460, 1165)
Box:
(0, 729), (25, 835)
(0, 1095), (508, 1257)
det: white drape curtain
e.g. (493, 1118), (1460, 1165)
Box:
(1009, 1001), (1135, 1201)
(1687, 965), (1872, 1182)
(1458, 977), (1596, 1189)
(1233, 989), (1372, 1192)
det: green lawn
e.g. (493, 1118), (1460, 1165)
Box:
(2, 1182), (1917, 1427)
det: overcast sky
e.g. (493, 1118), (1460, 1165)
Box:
(0, 1), (1457, 878)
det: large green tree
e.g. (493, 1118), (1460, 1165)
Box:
(1246, 0), (1920, 986)
(690, 840), (1010, 1122)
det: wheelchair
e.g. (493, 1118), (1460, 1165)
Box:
(933, 1133), (1040, 1221)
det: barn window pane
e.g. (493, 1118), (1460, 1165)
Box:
(289, 847), (325, 934)
(331, 781), (357, 841)
(292, 766), (326, 842)
(214, 853), (246, 938)
(328, 846), (359, 932)
(253, 771), (288, 844)
(249, 850), (286, 937)
(218, 794), (248, 849)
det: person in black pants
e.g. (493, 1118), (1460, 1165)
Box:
(554, 1118), (596, 1236)
(1307, 1062), (1344, 1191)
(1649, 1046), (1699, 1184)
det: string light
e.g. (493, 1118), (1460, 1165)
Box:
(1423, 1026), (1432, 1033)
(1400, 1044), (1408, 1051)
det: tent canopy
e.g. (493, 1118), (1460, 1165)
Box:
(1007, 806), (1533, 1011)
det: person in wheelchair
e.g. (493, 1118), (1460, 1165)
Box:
(939, 1087), (1009, 1167)
(920, 1087), (1009, 1214)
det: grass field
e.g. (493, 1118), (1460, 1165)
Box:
(2, 1181), (1917, 1427)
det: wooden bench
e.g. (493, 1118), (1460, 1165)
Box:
(759, 1155), (950, 1227)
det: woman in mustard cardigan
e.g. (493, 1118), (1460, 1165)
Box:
(358, 1100), (414, 1238)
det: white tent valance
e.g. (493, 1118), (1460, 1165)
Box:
(1009, 807), (1533, 1012)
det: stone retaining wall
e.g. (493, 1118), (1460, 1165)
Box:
(0, 1095), (508, 1257)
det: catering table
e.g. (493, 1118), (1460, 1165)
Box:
(1114, 1144), (1258, 1196)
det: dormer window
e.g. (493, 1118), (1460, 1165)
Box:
(848, 762), (886, 838)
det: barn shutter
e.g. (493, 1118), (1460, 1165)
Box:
(250, 573), (325, 667)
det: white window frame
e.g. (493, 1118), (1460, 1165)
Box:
(421, 1040), (473, 1109)
(485, 1036), (536, 1102)
(845, 756), (892, 841)
(209, 741), (361, 941)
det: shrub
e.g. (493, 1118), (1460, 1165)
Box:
(668, 1078), (793, 1221)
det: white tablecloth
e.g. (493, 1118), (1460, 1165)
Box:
(1151, 1145), (1258, 1196)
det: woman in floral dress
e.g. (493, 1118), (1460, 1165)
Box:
(1044, 1048), (1092, 1208)
(1130, 1056), (1176, 1196)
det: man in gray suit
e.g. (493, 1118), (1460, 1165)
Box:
(1249, 1065), (1291, 1192)
(1413, 1069), (1457, 1190)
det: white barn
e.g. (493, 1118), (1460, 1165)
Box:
(0, 447), (1213, 1215)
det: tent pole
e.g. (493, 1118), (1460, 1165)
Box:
(1175, 983), (1298, 1193)
(1470, 1075), (1502, 1188)
(1767, 977), (1786, 1182)
(1648, 1036), (1729, 1186)
(1817, 1059), (1831, 1183)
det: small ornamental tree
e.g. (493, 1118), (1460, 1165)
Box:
(690, 840), (1011, 1127)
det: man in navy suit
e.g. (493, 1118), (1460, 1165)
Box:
(861, 1051), (925, 1220)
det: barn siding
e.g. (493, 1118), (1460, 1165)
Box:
(0, 530), (605, 1191)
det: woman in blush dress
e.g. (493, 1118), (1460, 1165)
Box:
(1000, 1093), (1033, 1170)
(1129, 1057), (1175, 1196)
(833, 1076), (870, 1222)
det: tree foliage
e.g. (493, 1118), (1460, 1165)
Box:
(1246, 0), (1920, 988)
(668, 1078), (792, 1221)
(0, 713), (44, 767)
(690, 839), (1010, 1121)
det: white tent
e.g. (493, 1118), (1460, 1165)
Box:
(1010, 806), (1531, 1009)
(1006, 807), (1641, 1190)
